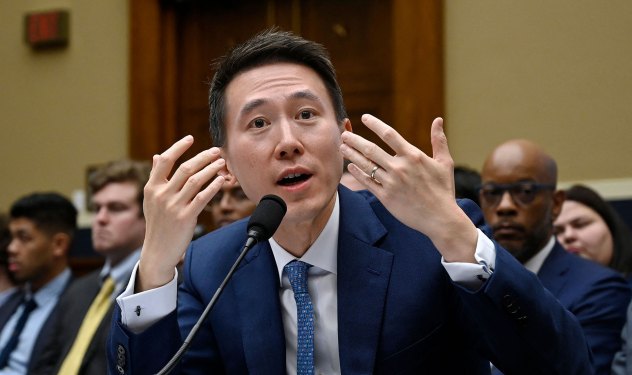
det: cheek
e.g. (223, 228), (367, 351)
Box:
(583, 225), (612, 250)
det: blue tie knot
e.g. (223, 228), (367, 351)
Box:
(285, 260), (311, 295)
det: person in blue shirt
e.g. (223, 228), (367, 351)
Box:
(0, 192), (75, 374)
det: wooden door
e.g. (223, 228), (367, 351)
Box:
(129, 0), (443, 228)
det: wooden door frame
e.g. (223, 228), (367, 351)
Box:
(128, 0), (443, 159)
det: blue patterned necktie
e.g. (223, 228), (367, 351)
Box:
(0, 297), (38, 368)
(284, 260), (314, 375)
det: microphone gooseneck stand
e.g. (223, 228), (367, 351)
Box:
(156, 194), (287, 375)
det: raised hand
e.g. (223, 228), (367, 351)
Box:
(340, 114), (478, 263)
(137, 136), (228, 291)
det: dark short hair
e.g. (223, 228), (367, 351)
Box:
(454, 166), (482, 205)
(208, 28), (348, 147)
(565, 184), (632, 276)
(9, 192), (77, 238)
(88, 160), (151, 215)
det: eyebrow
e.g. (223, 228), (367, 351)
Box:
(239, 90), (322, 117)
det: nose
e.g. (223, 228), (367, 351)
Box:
(95, 206), (109, 224)
(275, 119), (304, 160)
(558, 226), (577, 245)
(7, 238), (19, 254)
(495, 191), (518, 216)
(219, 193), (234, 212)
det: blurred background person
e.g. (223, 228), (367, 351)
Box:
(479, 139), (630, 374)
(0, 192), (76, 374)
(33, 159), (150, 375)
(206, 178), (256, 229)
(554, 184), (632, 279)
(454, 165), (482, 205)
(0, 214), (18, 308)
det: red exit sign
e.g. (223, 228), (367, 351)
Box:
(24, 10), (69, 48)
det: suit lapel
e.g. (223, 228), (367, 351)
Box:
(537, 242), (570, 296)
(232, 241), (286, 374)
(337, 188), (393, 374)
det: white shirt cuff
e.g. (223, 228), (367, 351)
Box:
(116, 261), (178, 334)
(441, 229), (496, 290)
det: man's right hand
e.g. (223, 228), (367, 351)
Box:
(136, 135), (228, 292)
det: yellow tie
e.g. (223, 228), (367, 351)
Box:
(58, 276), (115, 375)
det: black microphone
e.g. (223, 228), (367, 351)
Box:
(244, 194), (287, 247)
(157, 195), (286, 375)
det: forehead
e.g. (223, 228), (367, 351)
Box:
(9, 217), (41, 235)
(92, 181), (139, 203)
(224, 62), (331, 118)
(482, 145), (548, 183)
(561, 201), (601, 219)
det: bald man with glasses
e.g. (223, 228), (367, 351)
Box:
(479, 139), (631, 375)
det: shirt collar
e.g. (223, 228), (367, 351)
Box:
(523, 236), (556, 274)
(270, 193), (340, 285)
(100, 248), (141, 290)
(26, 267), (71, 306)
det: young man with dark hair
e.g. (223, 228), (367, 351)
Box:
(0, 192), (76, 374)
(109, 29), (593, 374)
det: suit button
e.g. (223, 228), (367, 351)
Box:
(117, 344), (126, 368)
(117, 364), (125, 374)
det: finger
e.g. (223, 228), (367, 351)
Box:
(177, 158), (226, 204)
(340, 131), (392, 173)
(346, 162), (382, 191)
(430, 117), (452, 163)
(169, 147), (222, 192)
(191, 175), (226, 217)
(149, 135), (194, 184)
(360, 114), (416, 157)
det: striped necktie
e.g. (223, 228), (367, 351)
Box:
(285, 260), (314, 375)
(57, 276), (115, 375)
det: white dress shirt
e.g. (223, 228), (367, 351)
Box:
(269, 195), (341, 375)
(523, 236), (556, 274)
(118, 193), (496, 373)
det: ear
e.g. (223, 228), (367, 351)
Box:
(551, 189), (566, 221)
(51, 232), (71, 258)
(342, 118), (352, 133)
(219, 147), (235, 181)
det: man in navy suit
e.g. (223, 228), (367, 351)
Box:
(479, 139), (631, 375)
(108, 29), (594, 374)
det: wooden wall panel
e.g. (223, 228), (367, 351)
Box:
(129, 0), (443, 164)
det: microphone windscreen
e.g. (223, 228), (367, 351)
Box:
(247, 194), (287, 241)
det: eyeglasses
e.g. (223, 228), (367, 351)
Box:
(478, 182), (555, 206)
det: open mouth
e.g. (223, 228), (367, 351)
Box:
(278, 173), (311, 186)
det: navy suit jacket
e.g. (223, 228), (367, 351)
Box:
(108, 187), (593, 374)
(538, 243), (630, 374)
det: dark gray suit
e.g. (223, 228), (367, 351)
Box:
(33, 269), (126, 375)
(0, 290), (22, 331)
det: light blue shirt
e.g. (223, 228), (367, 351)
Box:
(0, 268), (71, 374)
